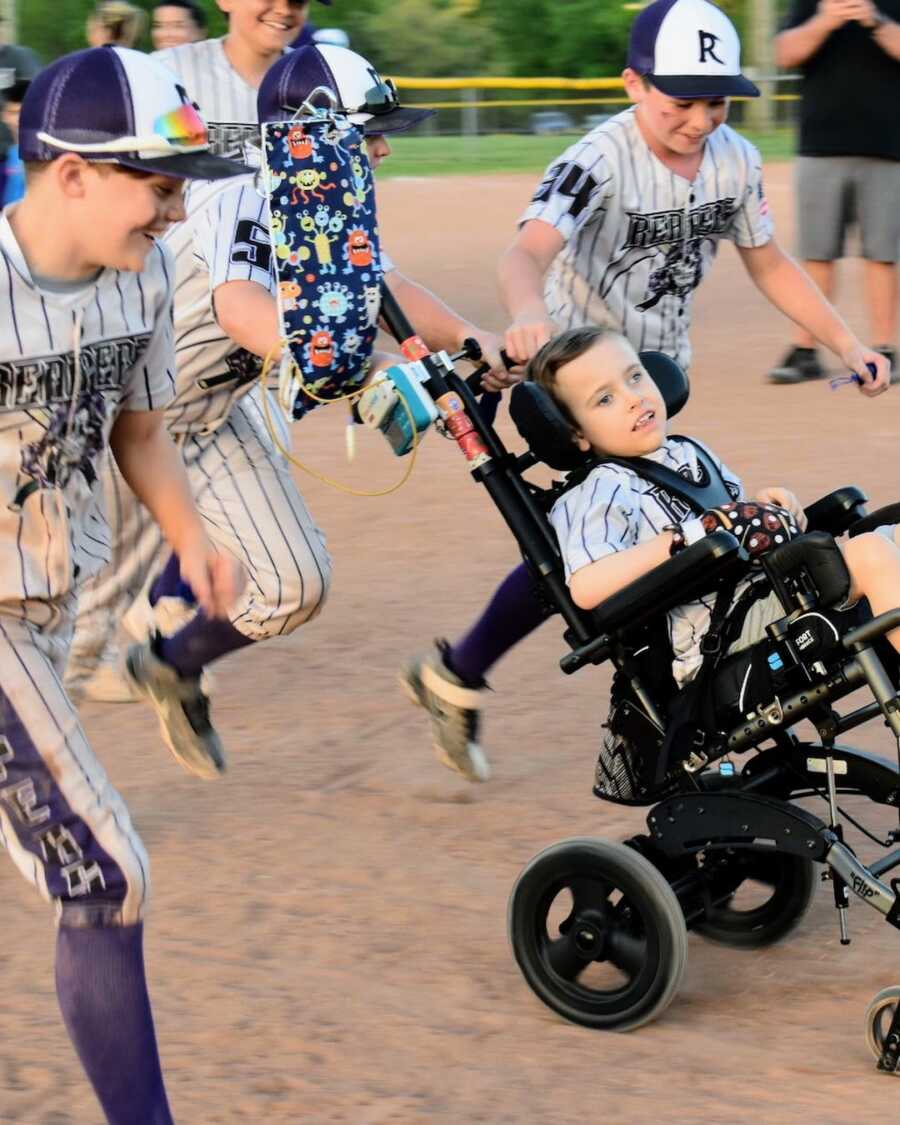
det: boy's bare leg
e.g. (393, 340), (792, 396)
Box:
(843, 532), (900, 650)
(864, 259), (897, 348)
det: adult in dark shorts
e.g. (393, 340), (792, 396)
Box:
(769, 0), (900, 384)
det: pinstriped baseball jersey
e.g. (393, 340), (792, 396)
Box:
(522, 108), (773, 371)
(163, 175), (277, 436)
(152, 39), (271, 158)
(0, 214), (175, 610)
(549, 437), (742, 685)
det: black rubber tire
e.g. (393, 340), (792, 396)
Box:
(694, 849), (816, 949)
(865, 986), (900, 1070)
(508, 837), (687, 1031)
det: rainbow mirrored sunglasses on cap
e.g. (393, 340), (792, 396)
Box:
(37, 99), (209, 156)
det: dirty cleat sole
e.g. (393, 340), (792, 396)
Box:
(400, 646), (491, 783)
(126, 642), (226, 780)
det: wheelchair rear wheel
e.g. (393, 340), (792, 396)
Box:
(508, 837), (687, 1030)
(694, 849), (816, 949)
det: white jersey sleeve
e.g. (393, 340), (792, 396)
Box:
(119, 241), (177, 413)
(163, 176), (279, 435)
(520, 133), (615, 242)
(196, 180), (276, 297)
(549, 466), (641, 581)
(726, 138), (775, 249)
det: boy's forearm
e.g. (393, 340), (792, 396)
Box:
(498, 243), (551, 323)
(740, 242), (856, 357)
(110, 413), (209, 558)
(569, 533), (674, 611)
(384, 271), (475, 352)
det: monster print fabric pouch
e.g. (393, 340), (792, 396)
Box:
(261, 117), (383, 420)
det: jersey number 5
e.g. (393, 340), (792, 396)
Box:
(231, 219), (273, 272)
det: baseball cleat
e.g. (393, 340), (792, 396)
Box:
(767, 346), (824, 385)
(124, 591), (217, 694)
(125, 640), (226, 780)
(401, 640), (491, 783)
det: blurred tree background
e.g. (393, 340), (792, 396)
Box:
(13, 0), (794, 75)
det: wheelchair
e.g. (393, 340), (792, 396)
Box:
(378, 290), (900, 1074)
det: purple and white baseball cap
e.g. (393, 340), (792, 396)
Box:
(628, 0), (760, 99)
(19, 46), (249, 179)
(258, 44), (435, 135)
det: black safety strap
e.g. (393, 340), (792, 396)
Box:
(653, 573), (739, 786)
(601, 436), (733, 514)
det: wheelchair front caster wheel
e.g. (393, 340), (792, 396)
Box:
(865, 986), (900, 1073)
(508, 837), (687, 1031)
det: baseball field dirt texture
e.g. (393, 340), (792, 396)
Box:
(4, 163), (900, 1123)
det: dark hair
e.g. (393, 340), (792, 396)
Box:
(526, 325), (617, 425)
(152, 0), (207, 29)
(24, 159), (158, 182)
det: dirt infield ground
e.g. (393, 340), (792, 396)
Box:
(5, 163), (900, 1123)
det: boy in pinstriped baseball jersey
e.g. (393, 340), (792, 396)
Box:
(537, 325), (900, 673)
(66, 45), (512, 756)
(2, 47), (247, 1122)
(153, 0), (333, 159)
(403, 0), (892, 784)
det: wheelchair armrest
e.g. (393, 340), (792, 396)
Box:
(804, 486), (868, 536)
(591, 530), (745, 634)
(559, 531), (745, 674)
(848, 502), (900, 539)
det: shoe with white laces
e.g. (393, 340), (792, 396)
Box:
(125, 639), (225, 780)
(400, 640), (491, 783)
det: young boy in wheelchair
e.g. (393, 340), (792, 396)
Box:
(529, 325), (900, 791)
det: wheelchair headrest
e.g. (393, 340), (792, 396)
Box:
(509, 350), (690, 472)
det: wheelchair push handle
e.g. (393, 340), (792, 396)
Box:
(460, 340), (518, 397)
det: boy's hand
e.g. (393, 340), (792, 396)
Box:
(465, 327), (521, 391)
(755, 487), (808, 531)
(504, 314), (555, 367)
(178, 538), (246, 620)
(839, 342), (890, 396)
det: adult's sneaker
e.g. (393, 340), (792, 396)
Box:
(125, 640), (225, 780)
(401, 640), (491, 783)
(767, 346), (825, 384)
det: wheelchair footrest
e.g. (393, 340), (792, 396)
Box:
(647, 791), (834, 861)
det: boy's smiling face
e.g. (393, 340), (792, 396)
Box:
(554, 334), (667, 458)
(217, 0), (309, 54)
(623, 70), (729, 158)
(78, 163), (187, 273)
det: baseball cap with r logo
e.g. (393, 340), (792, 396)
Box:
(628, 0), (760, 99)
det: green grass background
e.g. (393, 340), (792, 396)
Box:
(378, 130), (795, 179)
